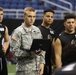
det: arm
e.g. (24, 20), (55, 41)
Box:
(54, 38), (62, 68)
(51, 38), (56, 67)
(39, 51), (45, 75)
(39, 63), (44, 75)
(2, 26), (10, 54)
(10, 30), (31, 59)
(31, 51), (45, 75)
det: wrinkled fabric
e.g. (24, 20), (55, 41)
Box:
(10, 23), (45, 73)
(16, 70), (40, 75)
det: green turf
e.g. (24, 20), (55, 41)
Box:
(8, 64), (16, 73)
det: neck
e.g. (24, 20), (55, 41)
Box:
(24, 22), (32, 29)
(65, 30), (75, 34)
(41, 23), (50, 29)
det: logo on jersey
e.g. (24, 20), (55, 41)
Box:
(71, 39), (76, 45)
(48, 34), (52, 41)
(50, 31), (54, 35)
(59, 33), (61, 36)
(75, 34), (76, 38)
(0, 28), (4, 31)
(71, 34), (76, 45)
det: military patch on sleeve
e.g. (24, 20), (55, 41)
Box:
(12, 35), (18, 41)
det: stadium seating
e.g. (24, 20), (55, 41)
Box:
(0, 0), (75, 19)
(0, 0), (75, 10)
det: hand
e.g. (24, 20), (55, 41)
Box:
(39, 64), (44, 75)
(35, 49), (43, 55)
(30, 50), (43, 56)
(2, 47), (6, 54)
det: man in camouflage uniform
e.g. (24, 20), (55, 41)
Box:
(10, 7), (45, 75)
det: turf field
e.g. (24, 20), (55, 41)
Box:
(8, 64), (16, 75)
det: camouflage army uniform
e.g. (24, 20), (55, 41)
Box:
(10, 23), (45, 75)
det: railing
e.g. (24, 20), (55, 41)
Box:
(3, 0), (76, 20)
(58, 0), (73, 11)
(4, 9), (23, 19)
(42, 0), (72, 13)
(4, 9), (75, 20)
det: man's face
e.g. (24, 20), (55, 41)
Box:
(43, 12), (54, 25)
(24, 11), (36, 27)
(64, 18), (76, 32)
(0, 11), (3, 22)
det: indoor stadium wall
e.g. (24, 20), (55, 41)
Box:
(2, 19), (64, 36)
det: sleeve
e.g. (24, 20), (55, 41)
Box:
(40, 51), (45, 64)
(10, 30), (31, 59)
(38, 28), (45, 64)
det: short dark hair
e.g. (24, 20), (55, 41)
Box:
(64, 14), (76, 21)
(43, 8), (54, 14)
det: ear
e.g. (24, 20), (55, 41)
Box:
(23, 14), (26, 20)
(42, 15), (44, 19)
(64, 22), (66, 26)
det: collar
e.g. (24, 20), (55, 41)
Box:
(21, 23), (36, 33)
